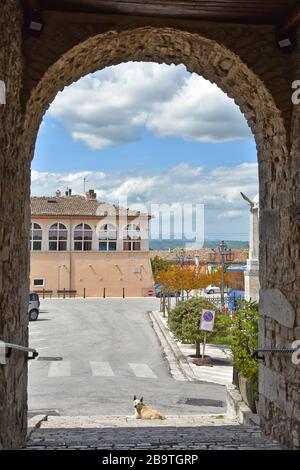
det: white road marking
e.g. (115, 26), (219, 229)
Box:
(90, 362), (114, 377)
(129, 363), (157, 379)
(29, 337), (47, 342)
(48, 361), (71, 377)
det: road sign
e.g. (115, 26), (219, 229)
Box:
(200, 309), (215, 332)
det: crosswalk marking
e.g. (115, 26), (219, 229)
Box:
(48, 361), (71, 377)
(90, 361), (114, 377)
(129, 363), (157, 379)
(29, 360), (159, 380)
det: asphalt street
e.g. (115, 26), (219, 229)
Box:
(28, 298), (226, 416)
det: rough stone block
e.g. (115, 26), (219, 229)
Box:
(260, 288), (295, 328)
(259, 209), (280, 241)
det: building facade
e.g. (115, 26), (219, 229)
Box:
(30, 190), (154, 297)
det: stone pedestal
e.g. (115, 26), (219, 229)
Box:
(244, 259), (259, 301)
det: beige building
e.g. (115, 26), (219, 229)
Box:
(30, 190), (154, 297)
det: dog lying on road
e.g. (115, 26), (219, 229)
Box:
(133, 395), (166, 420)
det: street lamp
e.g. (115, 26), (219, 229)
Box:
(217, 241), (234, 308)
(175, 248), (192, 267)
(209, 241), (234, 308)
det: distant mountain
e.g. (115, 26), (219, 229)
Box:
(150, 239), (249, 251)
(203, 240), (249, 249)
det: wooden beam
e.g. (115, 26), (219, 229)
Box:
(279, 2), (300, 35)
(21, 0), (299, 26)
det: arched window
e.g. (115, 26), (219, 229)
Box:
(123, 224), (141, 251)
(98, 223), (117, 251)
(49, 223), (68, 251)
(74, 223), (93, 251)
(30, 222), (42, 251)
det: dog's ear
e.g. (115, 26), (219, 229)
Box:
(140, 396), (143, 402)
(133, 395), (136, 400)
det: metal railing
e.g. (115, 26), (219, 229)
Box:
(243, 341), (300, 363)
(1, 341), (38, 362)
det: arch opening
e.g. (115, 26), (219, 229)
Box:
(21, 26), (297, 450)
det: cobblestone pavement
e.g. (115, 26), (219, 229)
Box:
(24, 415), (281, 450)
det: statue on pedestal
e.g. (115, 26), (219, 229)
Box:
(240, 193), (259, 301)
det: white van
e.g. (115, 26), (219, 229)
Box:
(28, 292), (40, 321)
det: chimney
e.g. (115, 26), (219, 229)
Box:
(85, 189), (97, 200)
(56, 190), (61, 198)
(65, 188), (72, 197)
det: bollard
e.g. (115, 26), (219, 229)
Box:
(63, 287), (66, 299)
(162, 293), (166, 318)
(123, 287), (125, 298)
(83, 288), (86, 299)
(103, 287), (106, 299)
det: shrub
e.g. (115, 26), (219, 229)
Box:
(231, 300), (259, 396)
(169, 297), (232, 357)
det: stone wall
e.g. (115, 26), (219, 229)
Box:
(0, 1), (30, 450)
(258, 31), (300, 449)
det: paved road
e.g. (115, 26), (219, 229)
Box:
(28, 299), (226, 416)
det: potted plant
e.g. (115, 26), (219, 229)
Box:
(231, 300), (259, 413)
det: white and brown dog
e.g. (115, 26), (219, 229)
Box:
(133, 396), (166, 420)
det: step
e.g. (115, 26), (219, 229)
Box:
(25, 415), (281, 450)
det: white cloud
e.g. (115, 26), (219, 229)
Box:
(48, 62), (251, 149)
(31, 162), (258, 240)
(217, 210), (244, 219)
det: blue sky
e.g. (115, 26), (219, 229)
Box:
(34, 119), (256, 174)
(31, 62), (258, 242)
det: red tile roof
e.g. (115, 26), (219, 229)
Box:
(31, 196), (148, 218)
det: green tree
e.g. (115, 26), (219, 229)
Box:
(151, 256), (171, 282)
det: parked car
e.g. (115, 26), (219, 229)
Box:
(205, 285), (230, 295)
(28, 292), (40, 321)
(154, 284), (180, 298)
(205, 285), (221, 294)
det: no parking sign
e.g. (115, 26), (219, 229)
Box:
(200, 309), (215, 332)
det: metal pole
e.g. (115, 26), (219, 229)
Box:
(221, 253), (225, 308)
(63, 287), (66, 299)
(103, 287), (106, 299)
(123, 287), (125, 298)
(160, 294), (163, 312)
(202, 332), (207, 360)
(83, 287), (86, 299)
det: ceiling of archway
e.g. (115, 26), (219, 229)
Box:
(21, 0), (299, 26)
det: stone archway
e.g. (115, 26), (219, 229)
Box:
(1, 22), (299, 449)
